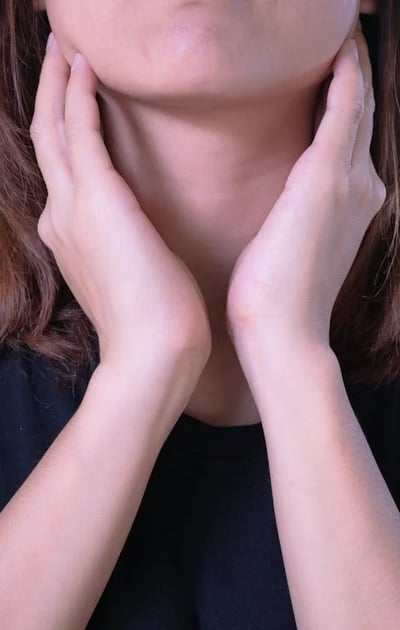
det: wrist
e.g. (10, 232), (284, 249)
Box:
(232, 325), (338, 385)
(86, 346), (206, 437)
(99, 328), (211, 372)
(233, 332), (342, 431)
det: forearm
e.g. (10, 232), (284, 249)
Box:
(0, 351), (198, 629)
(238, 334), (400, 629)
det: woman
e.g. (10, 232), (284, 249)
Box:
(0, 0), (399, 627)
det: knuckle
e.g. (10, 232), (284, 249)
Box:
(359, 175), (373, 203)
(50, 209), (70, 241)
(38, 199), (71, 246)
(29, 119), (44, 140)
(374, 177), (387, 208)
(37, 210), (54, 246)
(352, 170), (374, 208)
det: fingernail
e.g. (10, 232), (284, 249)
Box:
(71, 52), (83, 71)
(46, 32), (54, 53)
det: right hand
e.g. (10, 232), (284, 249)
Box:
(30, 33), (212, 367)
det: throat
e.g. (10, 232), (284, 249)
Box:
(183, 331), (262, 428)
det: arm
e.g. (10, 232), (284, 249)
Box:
(244, 335), (400, 629)
(0, 348), (202, 629)
(225, 25), (400, 628)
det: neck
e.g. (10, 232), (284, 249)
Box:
(96, 85), (321, 426)
(97, 84), (319, 329)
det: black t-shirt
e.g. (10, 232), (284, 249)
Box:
(1, 347), (399, 629)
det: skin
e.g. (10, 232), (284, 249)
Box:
(23, 10), (400, 627)
(28, 7), (400, 630)
(34, 0), (378, 427)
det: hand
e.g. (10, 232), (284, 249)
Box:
(226, 26), (386, 349)
(30, 33), (212, 367)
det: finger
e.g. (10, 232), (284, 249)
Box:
(64, 53), (114, 185)
(351, 26), (375, 168)
(313, 38), (365, 172)
(30, 32), (72, 191)
(312, 72), (332, 138)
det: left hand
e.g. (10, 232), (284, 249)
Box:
(226, 25), (387, 349)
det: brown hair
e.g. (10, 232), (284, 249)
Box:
(0, 2), (399, 391)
